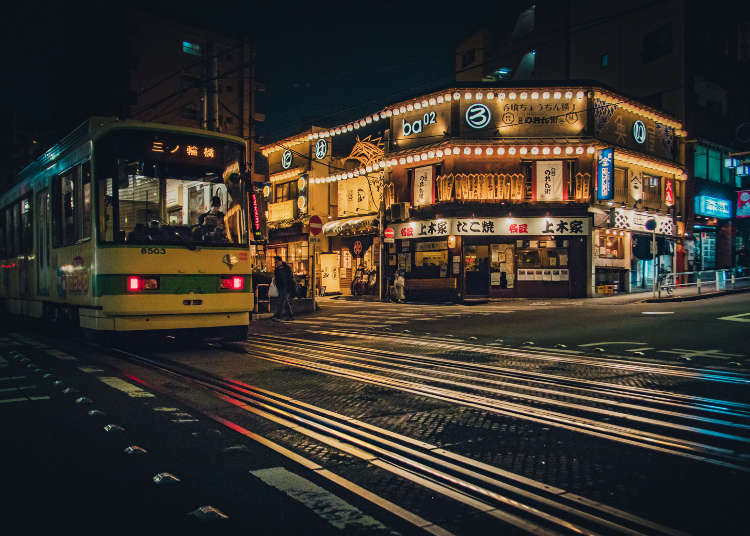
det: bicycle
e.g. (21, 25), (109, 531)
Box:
(657, 272), (673, 297)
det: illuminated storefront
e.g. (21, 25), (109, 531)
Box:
(261, 84), (686, 299)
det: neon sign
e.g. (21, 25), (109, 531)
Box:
(695, 195), (731, 218)
(596, 148), (613, 200)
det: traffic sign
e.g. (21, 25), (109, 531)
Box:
(384, 227), (395, 239)
(309, 235), (321, 244)
(309, 215), (323, 236)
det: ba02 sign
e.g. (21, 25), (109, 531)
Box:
(401, 112), (437, 137)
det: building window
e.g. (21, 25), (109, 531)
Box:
(461, 49), (476, 68)
(694, 145), (707, 179)
(642, 23), (673, 63)
(274, 180), (298, 202)
(614, 167), (627, 201)
(182, 41), (201, 56)
(642, 174), (661, 205)
(601, 53), (609, 68)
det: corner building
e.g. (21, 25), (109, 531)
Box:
(263, 84), (687, 300)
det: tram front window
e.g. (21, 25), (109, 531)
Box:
(96, 132), (248, 247)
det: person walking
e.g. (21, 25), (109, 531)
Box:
(272, 256), (295, 321)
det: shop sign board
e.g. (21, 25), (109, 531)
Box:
(412, 165), (435, 206)
(268, 199), (295, 222)
(391, 217), (589, 239)
(738, 190), (750, 218)
(594, 92), (676, 161)
(612, 208), (674, 235)
(459, 93), (588, 139)
(695, 195), (732, 219)
(533, 161), (566, 202)
(664, 178), (674, 206)
(596, 148), (614, 200)
(320, 253), (340, 293)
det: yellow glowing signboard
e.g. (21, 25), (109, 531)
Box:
(268, 200), (295, 221)
(152, 142), (216, 159)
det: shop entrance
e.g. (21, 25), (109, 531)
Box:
(464, 244), (489, 296)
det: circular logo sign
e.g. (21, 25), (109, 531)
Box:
(352, 240), (363, 256)
(632, 120), (646, 144)
(645, 218), (657, 231)
(262, 184), (271, 198)
(309, 215), (323, 236)
(297, 195), (306, 211)
(741, 191), (750, 203)
(297, 176), (306, 191)
(281, 149), (293, 169)
(465, 103), (491, 129)
(314, 139), (328, 160)
(384, 227), (395, 239)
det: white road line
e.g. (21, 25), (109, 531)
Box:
(0, 395), (50, 404)
(718, 312), (750, 323)
(46, 350), (78, 361)
(98, 377), (155, 398)
(579, 342), (649, 347)
(642, 312), (674, 315)
(251, 466), (390, 532)
(0, 376), (26, 382)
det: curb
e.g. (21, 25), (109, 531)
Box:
(644, 286), (750, 303)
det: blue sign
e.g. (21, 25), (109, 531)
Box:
(596, 148), (614, 200)
(694, 195), (732, 218)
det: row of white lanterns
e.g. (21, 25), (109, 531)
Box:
(309, 145), (598, 184)
(263, 88), (589, 155)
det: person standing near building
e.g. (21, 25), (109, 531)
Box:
(273, 256), (295, 321)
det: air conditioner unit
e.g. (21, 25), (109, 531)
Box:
(390, 202), (410, 222)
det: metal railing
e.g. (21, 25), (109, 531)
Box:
(657, 267), (750, 299)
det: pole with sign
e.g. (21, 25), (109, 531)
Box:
(309, 215), (323, 311)
(645, 218), (657, 297)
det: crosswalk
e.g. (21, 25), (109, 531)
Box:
(274, 300), (546, 332)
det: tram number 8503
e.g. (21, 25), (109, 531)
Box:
(141, 247), (167, 255)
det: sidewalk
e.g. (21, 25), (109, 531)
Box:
(644, 280), (750, 302)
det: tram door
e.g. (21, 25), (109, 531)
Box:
(37, 189), (50, 295)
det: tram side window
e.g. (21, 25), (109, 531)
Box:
(20, 197), (32, 254)
(4, 208), (12, 257)
(82, 162), (92, 239)
(98, 176), (114, 242)
(53, 168), (79, 247)
(0, 210), (5, 258)
(12, 202), (20, 255)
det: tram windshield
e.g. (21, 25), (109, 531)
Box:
(95, 130), (248, 247)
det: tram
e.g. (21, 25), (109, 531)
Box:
(0, 117), (253, 340)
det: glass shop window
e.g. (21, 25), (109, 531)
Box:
(517, 239), (569, 268)
(412, 240), (449, 278)
(597, 230), (624, 259)
(708, 149), (721, 182)
(693, 145), (707, 179)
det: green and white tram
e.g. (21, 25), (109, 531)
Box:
(0, 117), (253, 339)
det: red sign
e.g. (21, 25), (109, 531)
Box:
(309, 215), (323, 235)
(664, 179), (674, 206)
(738, 190), (750, 218)
(384, 227), (395, 239)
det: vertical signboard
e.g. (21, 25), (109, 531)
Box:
(596, 148), (614, 200)
(412, 165), (434, 206)
(533, 161), (566, 202)
(664, 178), (674, 206)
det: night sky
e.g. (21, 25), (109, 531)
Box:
(2, 0), (530, 153)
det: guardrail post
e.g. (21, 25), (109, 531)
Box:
(697, 275), (701, 295)
(716, 271), (720, 291)
(731, 271), (736, 289)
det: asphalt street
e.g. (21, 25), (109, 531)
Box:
(1, 293), (748, 535)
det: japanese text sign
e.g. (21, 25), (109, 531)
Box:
(596, 148), (614, 200)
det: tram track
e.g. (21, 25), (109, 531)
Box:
(106, 345), (689, 536)
(233, 335), (750, 471)
(305, 329), (750, 386)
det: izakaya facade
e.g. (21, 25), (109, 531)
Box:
(261, 84), (687, 300)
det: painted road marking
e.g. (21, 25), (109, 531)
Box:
(0, 395), (50, 404)
(625, 347), (656, 352)
(78, 366), (105, 373)
(718, 312), (750, 323)
(641, 312), (674, 315)
(0, 385), (36, 393)
(250, 466), (389, 532)
(579, 342), (649, 347)
(46, 350), (78, 361)
(658, 348), (746, 361)
(98, 377), (155, 398)
(0, 376), (26, 382)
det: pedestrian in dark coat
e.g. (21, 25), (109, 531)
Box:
(273, 256), (295, 321)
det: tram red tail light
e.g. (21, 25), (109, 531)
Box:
(126, 276), (159, 291)
(220, 276), (244, 290)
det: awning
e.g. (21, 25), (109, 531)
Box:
(322, 215), (378, 236)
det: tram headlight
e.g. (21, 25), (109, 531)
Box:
(127, 276), (159, 291)
(220, 276), (244, 290)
